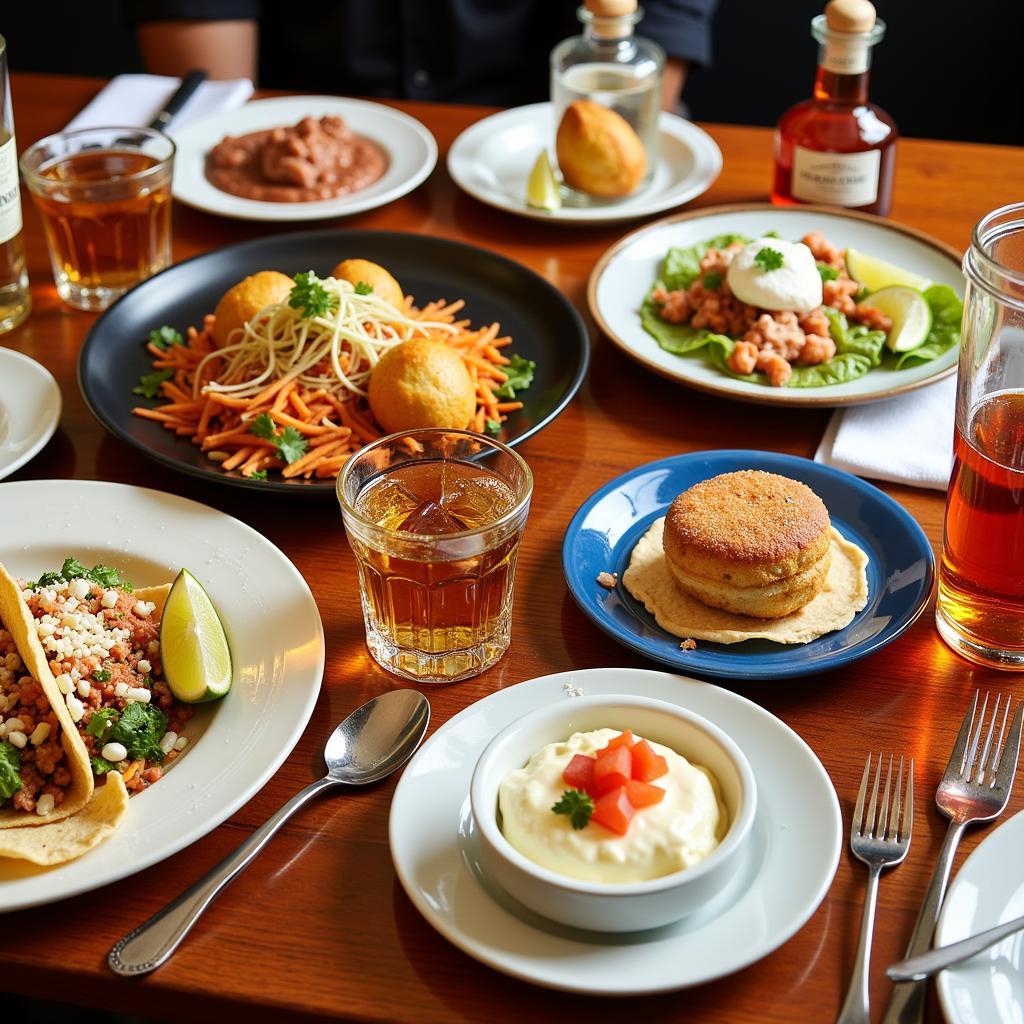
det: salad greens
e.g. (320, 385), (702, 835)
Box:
(0, 741), (21, 802)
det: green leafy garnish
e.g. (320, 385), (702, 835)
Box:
(354, 281), (373, 295)
(85, 708), (118, 743)
(31, 558), (133, 593)
(133, 368), (174, 399)
(661, 234), (749, 291)
(0, 741), (21, 802)
(90, 756), (116, 775)
(249, 469), (268, 481)
(894, 284), (963, 369)
(249, 412), (278, 441)
(92, 669), (112, 683)
(147, 326), (183, 350)
(817, 263), (839, 282)
(494, 354), (536, 400)
(247, 413), (308, 466)
(702, 271), (723, 291)
(552, 788), (595, 830)
(288, 271), (336, 319)
(754, 247), (785, 272)
(108, 703), (168, 765)
(484, 419), (502, 438)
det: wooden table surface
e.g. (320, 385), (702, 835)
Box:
(4, 72), (1024, 1024)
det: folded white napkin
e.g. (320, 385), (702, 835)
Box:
(814, 376), (956, 490)
(65, 74), (254, 134)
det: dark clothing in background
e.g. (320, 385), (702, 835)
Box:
(122, 0), (717, 106)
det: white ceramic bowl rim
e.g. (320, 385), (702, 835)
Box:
(470, 693), (757, 897)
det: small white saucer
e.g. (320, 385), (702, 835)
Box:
(446, 102), (721, 225)
(0, 349), (60, 481)
(388, 667), (841, 995)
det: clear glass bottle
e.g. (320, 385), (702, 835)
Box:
(0, 35), (29, 333)
(550, 0), (664, 203)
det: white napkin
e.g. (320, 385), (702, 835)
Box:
(814, 376), (956, 490)
(65, 74), (254, 134)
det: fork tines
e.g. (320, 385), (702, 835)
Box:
(853, 753), (914, 844)
(951, 691), (1021, 789)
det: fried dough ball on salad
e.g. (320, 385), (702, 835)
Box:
(331, 259), (405, 311)
(213, 270), (294, 348)
(369, 338), (476, 434)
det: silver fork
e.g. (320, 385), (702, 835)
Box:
(881, 691), (1024, 1024)
(837, 753), (914, 1024)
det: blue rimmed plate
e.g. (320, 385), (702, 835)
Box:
(562, 450), (934, 681)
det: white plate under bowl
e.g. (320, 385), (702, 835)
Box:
(388, 667), (841, 995)
(0, 480), (324, 911)
(0, 349), (61, 481)
(588, 203), (964, 406)
(447, 102), (721, 225)
(170, 95), (437, 222)
(936, 809), (1024, 1024)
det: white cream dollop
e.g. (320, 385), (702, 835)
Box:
(726, 237), (823, 312)
(498, 728), (725, 884)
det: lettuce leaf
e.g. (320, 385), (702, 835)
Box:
(661, 234), (750, 291)
(0, 741), (21, 802)
(823, 307), (887, 366)
(894, 284), (963, 369)
(785, 352), (874, 387)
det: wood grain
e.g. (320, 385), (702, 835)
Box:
(3, 72), (1023, 1023)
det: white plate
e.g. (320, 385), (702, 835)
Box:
(0, 350), (60, 481)
(446, 102), (721, 225)
(588, 204), (964, 406)
(389, 667), (841, 994)
(0, 481), (324, 911)
(170, 95), (437, 222)
(936, 810), (1024, 1023)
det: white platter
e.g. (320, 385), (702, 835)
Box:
(169, 95), (437, 222)
(0, 481), (324, 911)
(0, 349), (61, 481)
(588, 204), (964, 406)
(447, 102), (721, 225)
(389, 667), (841, 994)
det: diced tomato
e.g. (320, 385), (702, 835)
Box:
(604, 729), (636, 751)
(591, 786), (634, 836)
(631, 739), (669, 782)
(593, 744), (632, 794)
(626, 780), (666, 808)
(562, 754), (596, 795)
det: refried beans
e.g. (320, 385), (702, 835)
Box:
(207, 115), (388, 203)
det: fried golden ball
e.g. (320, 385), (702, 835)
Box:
(331, 259), (405, 310)
(556, 100), (646, 198)
(213, 270), (294, 348)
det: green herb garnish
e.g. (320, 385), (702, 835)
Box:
(133, 368), (174, 399)
(92, 670), (112, 683)
(484, 419), (502, 438)
(702, 271), (723, 291)
(754, 247), (785, 272)
(31, 558), (133, 593)
(108, 703), (168, 765)
(147, 326), (183, 351)
(248, 413), (309, 466)
(0, 741), (21, 802)
(552, 788), (595, 830)
(817, 263), (839, 282)
(288, 271), (336, 319)
(354, 281), (373, 295)
(90, 756), (116, 775)
(249, 469), (268, 481)
(494, 353), (536, 401)
(85, 708), (118, 743)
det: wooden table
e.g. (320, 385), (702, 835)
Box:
(4, 72), (1024, 1023)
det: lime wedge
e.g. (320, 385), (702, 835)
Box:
(867, 285), (934, 352)
(846, 247), (932, 294)
(160, 569), (232, 703)
(526, 150), (561, 211)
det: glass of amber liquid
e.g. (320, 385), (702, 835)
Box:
(338, 429), (533, 683)
(20, 126), (174, 311)
(937, 203), (1024, 669)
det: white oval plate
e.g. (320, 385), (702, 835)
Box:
(0, 350), (61, 481)
(0, 480), (324, 911)
(389, 666), (841, 995)
(447, 102), (721, 225)
(170, 95), (437, 222)
(936, 809), (1024, 1024)
(588, 203), (964, 406)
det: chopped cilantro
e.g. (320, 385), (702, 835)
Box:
(85, 708), (118, 743)
(754, 247), (785, 272)
(0, 741), (21, 802)
(552, 788), (594, 830)
(92, 669), (112, 683)
(108, 702), (168, 765)
(249, 412), (278, 441)
(247, 413), (308, 465)
(702, 271), (723, 291)
(31, 558), (133, 593)
(763, 229), (781, 239)
(494, 354), (536, 400)
(817, 263), (839, 282)
(354, 281), (373, 295)
(147, 325), (183, 350)
(132, 368), (174, 399)
(484, 419), (502, 438)
(288, 271), (336, 319)
(90, 756), (115, 776)
(249, 469), (268, 481)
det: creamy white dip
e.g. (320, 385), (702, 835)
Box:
(727, 237), (823, 312)
(498, 728), (725, 884)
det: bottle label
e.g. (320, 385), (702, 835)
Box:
(822, 36), (870, 75)
(0, 137), (23, 246)
(791, 145), (880, 207)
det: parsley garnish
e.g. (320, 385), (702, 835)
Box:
(494, 354), (536, 401)
(133, 368), (174, 399)
(288, 271), (337, 319)
(484, 419), (502, 438)
(354, 281), (373, 295)
(754, 247), (785, 272)
(249, 412), (278, 441)
(249, 469), (268, 481)
(702, 271), (723, 291)
(248, 413), (309, 466)
(817, 263), (839, 282)
(85, 708), (118, 743)
(147, 326), (183, 350)
(92, 669), (112, 683)
(31, 558), (133, 593)
(0, 741), (21, 802)
(108, 703), (168, 765)
(552, 788), (595, 830)
(90, 756), (115, 775)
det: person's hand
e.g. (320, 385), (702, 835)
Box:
(661, 58), (688, 111)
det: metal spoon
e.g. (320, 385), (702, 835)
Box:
(108, 689), (430, 977)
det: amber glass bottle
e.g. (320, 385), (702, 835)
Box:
(772, 0), (897, 216)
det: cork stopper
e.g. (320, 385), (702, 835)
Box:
(825, 0), (876, 33)
(585, 0), (637, 17)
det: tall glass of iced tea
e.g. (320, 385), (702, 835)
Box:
(20, 126), (174, 311)
(937, 203), (1024, 669)
(338, 429), (533, 682)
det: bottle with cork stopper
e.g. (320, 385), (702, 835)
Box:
(549, 0), (664, 203)
(771, 0), (897, 216)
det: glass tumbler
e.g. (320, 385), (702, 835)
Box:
(20, 126), (174, 311)
(936, 202), (1024, 669)
(338, 429), (533, 683)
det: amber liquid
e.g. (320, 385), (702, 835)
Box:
(31, 150), (172, 307)
(351, 461), (521, 681)
(938, 391), (1024, 660)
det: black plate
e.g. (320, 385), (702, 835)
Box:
(79, 229), (589, 495)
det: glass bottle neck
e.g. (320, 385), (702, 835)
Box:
(813, 66), (870, 106)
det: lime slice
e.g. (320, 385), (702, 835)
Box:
(846, 247), (932, 294)
(160, 569), (232, 703)
(526, 150), (561, 211)
(867, 285), (934, 352)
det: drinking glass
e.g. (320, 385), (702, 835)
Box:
(936, 202), (1024, 669)
(20, 126), (174, 311)
(338, 429), (533, 683)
